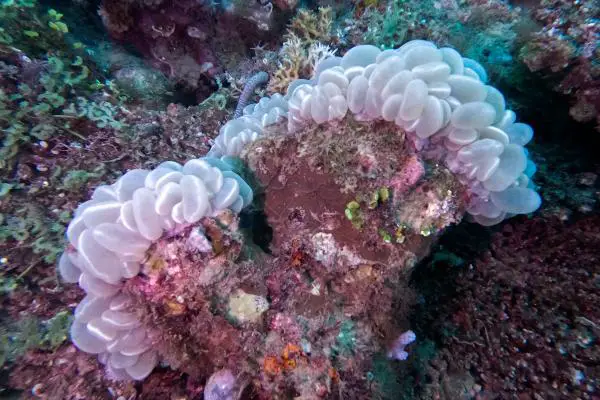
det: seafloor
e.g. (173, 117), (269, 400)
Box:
(0, 0), (598, 399)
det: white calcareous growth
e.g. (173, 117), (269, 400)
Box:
(60, 157), (253, 380)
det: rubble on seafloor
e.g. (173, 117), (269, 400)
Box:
(413, 215), (600, 400)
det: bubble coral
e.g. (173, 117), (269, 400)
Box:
(211, 40), (541, 226)
(60, 40), (542, 384)
(59, 158), (252, 380)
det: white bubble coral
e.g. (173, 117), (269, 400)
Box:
(210, 40), (541, 225)
(60, 157), (253, 380)
(61, 39), (542, 381)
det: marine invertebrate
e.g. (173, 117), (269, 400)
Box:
(388, 330), (416, 361)
(233, 71), (269, 118)
(59, 158), (253, 380)
(285, 7), (333, 45)
(267, 34), (336, 94)
(211, 40), (541, 225)
(60, 40), (542, 391)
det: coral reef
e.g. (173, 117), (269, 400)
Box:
(521, 0), (600, 129)
(2, 0), (598, 398)
(98, 0), (287, 99)
(89, 128), (444, 397)
(52, 39), (543, 398)
(339, 0), (599, 132)
(62, 156), (253, 380)
(0, 98), (235, 397)
(418, 215), (600, 399)
(0, 0), (131, 273)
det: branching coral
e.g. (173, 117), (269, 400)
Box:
(285, 7), (333, 45)
(265, 7), (337, 94)
(267, 34), (337, 94)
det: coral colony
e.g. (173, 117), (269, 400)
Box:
(60, 40), (541, 392)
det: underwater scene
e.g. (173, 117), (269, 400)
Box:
(0, 0), (598, 398)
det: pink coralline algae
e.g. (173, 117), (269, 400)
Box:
(389, 155), (426, 197)
(425, 215), (600, 398)
(521, 0), (600, 129)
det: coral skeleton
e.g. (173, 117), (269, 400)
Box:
(61, 40), (541, 381)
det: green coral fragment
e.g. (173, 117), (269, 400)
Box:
(419, 226), (433, 237)
(379, 187), (389, 202)
(378, 228), (392, 243)
(23, 29), (38, 37)
(344, 200), (363, 229)
(368, 187), (390, 209)
(47, 8), (62, 19)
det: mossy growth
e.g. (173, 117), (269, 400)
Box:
(59, 166), (105, 192)
(0, 204), (69, 264)
(1, 1), (77, 58)
(0, 311), (72, 368)
(0, 0), (129, 174)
